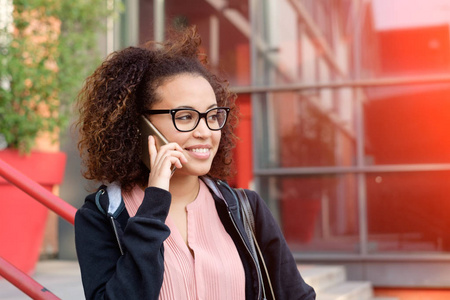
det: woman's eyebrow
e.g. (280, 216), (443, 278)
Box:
(175, 104), (218, 110)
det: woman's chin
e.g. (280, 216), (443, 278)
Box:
(173, 166), (211, 178)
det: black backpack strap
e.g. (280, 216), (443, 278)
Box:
(94, 186), (126, 255)
(201, 176), (269, 298)
(201, 176), (242, 221)
(235, 188), (275, 300)
(94, 187), (108, 215)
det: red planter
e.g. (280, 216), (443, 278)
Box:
(0, 149), (66, 275)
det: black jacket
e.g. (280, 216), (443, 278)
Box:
(74, 178), (315, 299)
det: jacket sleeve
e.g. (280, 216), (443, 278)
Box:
(74, 187), (171, 300)
(246, 190), (316, 300)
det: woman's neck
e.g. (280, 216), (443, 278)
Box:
(168, 175), (200, 206)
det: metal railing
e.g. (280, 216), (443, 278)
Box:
(0, 158), (77, 300)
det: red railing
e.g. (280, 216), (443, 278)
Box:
(0, 158), (77, 299)
(0, 257), (61, 300)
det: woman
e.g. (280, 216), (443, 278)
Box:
(74, 26), (315, 300)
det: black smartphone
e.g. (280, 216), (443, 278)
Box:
(139, 115), (172, 171)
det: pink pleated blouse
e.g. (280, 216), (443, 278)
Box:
(122, 180), (246, 300)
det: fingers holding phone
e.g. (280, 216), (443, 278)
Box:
(139, 115), (188, 190)
(147, 136), (187, 190)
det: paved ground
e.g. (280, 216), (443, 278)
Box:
(0, 260), (84, 300)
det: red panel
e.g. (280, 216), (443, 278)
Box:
(0, 149), (66, 185)
(377, 25), (450, 75)
(0, 186), (49, 274)
(232, 42), (252, 188)
(0, 150), (67, 274)
(233, 95), (252, 188)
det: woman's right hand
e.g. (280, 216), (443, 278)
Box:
(147, 135), (187, 191)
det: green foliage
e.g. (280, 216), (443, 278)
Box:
(0, 0), (114, 152)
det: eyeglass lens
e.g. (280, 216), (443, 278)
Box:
(174, 108), (227, 131)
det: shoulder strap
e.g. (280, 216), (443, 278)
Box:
(235, 188), (276, 300)
(201, 177), (267, 298)
(94, 183), (125, 219)
(234, 188), (257, 257)
(201, 176), (242, 221)
(235, 189), (255, 232)
(94, 186), (125, 255)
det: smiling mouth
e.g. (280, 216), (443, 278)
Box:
(190, 148), (210, 153)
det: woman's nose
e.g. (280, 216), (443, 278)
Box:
(193, 117), (212, 137)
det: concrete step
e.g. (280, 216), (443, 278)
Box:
(298, 264), (347, 292)
(318, 281), (373, 300)
(299, 265), (391, 300)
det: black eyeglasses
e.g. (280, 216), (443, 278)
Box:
(144, 107), (230, 132)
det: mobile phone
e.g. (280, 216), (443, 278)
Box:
(139, 115), (172, 171)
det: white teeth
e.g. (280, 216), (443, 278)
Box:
(191, 148), (209, 153)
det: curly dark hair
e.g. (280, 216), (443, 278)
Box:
(76, 26), (238, 191)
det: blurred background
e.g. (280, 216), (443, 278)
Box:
(3, 0), (450, 299)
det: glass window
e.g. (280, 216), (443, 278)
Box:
(371, 0), (450, 77)
(138, 0), (250, 86)
(251, 0), (450, 258)
(367, 171), (450, 253)
(364, 85), (450, 165)
(254, 90), (357, 169)
(260, 174), (359, 253)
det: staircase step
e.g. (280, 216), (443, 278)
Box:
(298, 265), (346, 292)
(297, 265), (394, 300)
(318, 281), (373, 300)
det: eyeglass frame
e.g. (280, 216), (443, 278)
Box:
(143, 107), (230, 132)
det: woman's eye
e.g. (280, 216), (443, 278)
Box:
(176, 112), (194, 121)
(208, 114), (218, 121)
